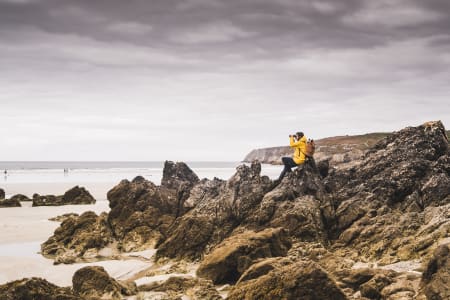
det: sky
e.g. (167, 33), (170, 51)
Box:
(0, 0), (449, 161)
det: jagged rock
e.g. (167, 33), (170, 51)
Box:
(196, 227), (291, 284)
(0, 188), (4, 199)
(138, 276), (222, 300)
(72, 266), (137, 300)
(161, 160), (199, 196)
(41, 211), (115, 264)
(156, 162), (272, 260)
(420, 244), (450, 300)
(0, 277), (76, 300)
(0, 198), (21, 208)
(62, 186), (96, 205)
(32, 186), (96, 206)
(325, 121), (450, 262)
(251, 160), (328, 242)
(9, 194), (31, 202)
(106, 162), (198, 252)
(227, 259), (348, 300)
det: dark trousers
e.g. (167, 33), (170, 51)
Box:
(278, 157), (298, 180)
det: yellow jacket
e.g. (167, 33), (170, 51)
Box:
(290, 136), (307, 164)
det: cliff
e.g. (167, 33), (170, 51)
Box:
(244, 132), (391, 165)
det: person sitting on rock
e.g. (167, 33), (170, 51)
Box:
(278, 132), (307, 180)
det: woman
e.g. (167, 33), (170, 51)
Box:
(278, 131), (307, 180)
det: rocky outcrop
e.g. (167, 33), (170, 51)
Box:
(9, 194), (31, 202)
(227, 259), (347, 300)
(0, 277), (76, 300)
(156, 162), (273, 260)
(37, 121), (449, 299)
(325, 121), (450, 263)
(0, 188), (5, 199)
(0, 198), (21, 207)
(196, 228), (291, 284)
(41, 211), (115, 264)
(107, 161), (199, 252)
(72, 266), (137, 300)
(32, 186), (95, 206)
(138, 276), (222, 300)
(420, 243), (450, 300)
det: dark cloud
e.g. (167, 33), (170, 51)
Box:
(0, 0), (449, 160)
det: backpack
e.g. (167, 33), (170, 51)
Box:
(305, 139), (316, 157)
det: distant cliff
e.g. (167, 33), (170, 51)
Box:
(244, 132), (391, 165)
(244, 130), (450, 166)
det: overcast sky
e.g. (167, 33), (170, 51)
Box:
(1, 0), (449, 161)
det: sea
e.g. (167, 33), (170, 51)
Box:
(0, 161), (281, 197)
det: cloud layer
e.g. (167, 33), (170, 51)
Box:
(0, 0), (449, 160)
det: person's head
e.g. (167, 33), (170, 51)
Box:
(296, 132), (304, 139)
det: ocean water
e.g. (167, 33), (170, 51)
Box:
(0, 161), (281, 189)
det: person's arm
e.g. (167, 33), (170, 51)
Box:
(290, 136), (306, 147)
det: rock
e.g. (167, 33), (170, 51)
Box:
(360, 273), (393, 299)
(0, 188), (5, 199)
(0, 277), (76, 299)
(196, 227), (291, 284)
(9, 194), (31, 202)
(32, 186), (96, 206)
(251, 160), (328, 243)
(161, 160), (199, 196)
(41, 211), (115, 264)
(420, 244), (450, 300)
(106, 162), (199, 252)
(156, 161), (272, 260)
(227, 259), (348, 300)
(49, 213), (80, 222)
(72, 266), (137, 299)
(107, 177), (181, 252)
(325, 121), (450, 262)
(62, 186), (96, 204)
(138, 276), (221, 300)
(0, 198), (21, 208)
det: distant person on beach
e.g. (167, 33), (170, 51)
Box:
(278, 132), (307, 180)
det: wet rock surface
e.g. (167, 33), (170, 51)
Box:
(32, 186), (96, 206)
(38, 121), (450, 299)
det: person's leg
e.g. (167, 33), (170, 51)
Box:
(279, 157), (297, 180)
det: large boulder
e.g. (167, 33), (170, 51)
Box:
(227, 259), (348, 300)
(72, 266), (137, 300)
(9, 194), (31, 202)
(196, 227), (291, 284)
(0, 198), (21, 208)
(32, 186), (96, 206)
(420, 244), (450, 300)
(0, 188), (4, 199)
(41, 211), (115, 264)
(0, 277), (76, 300)
(62, 186), (96, 205)
(156, 161), (273, 260)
